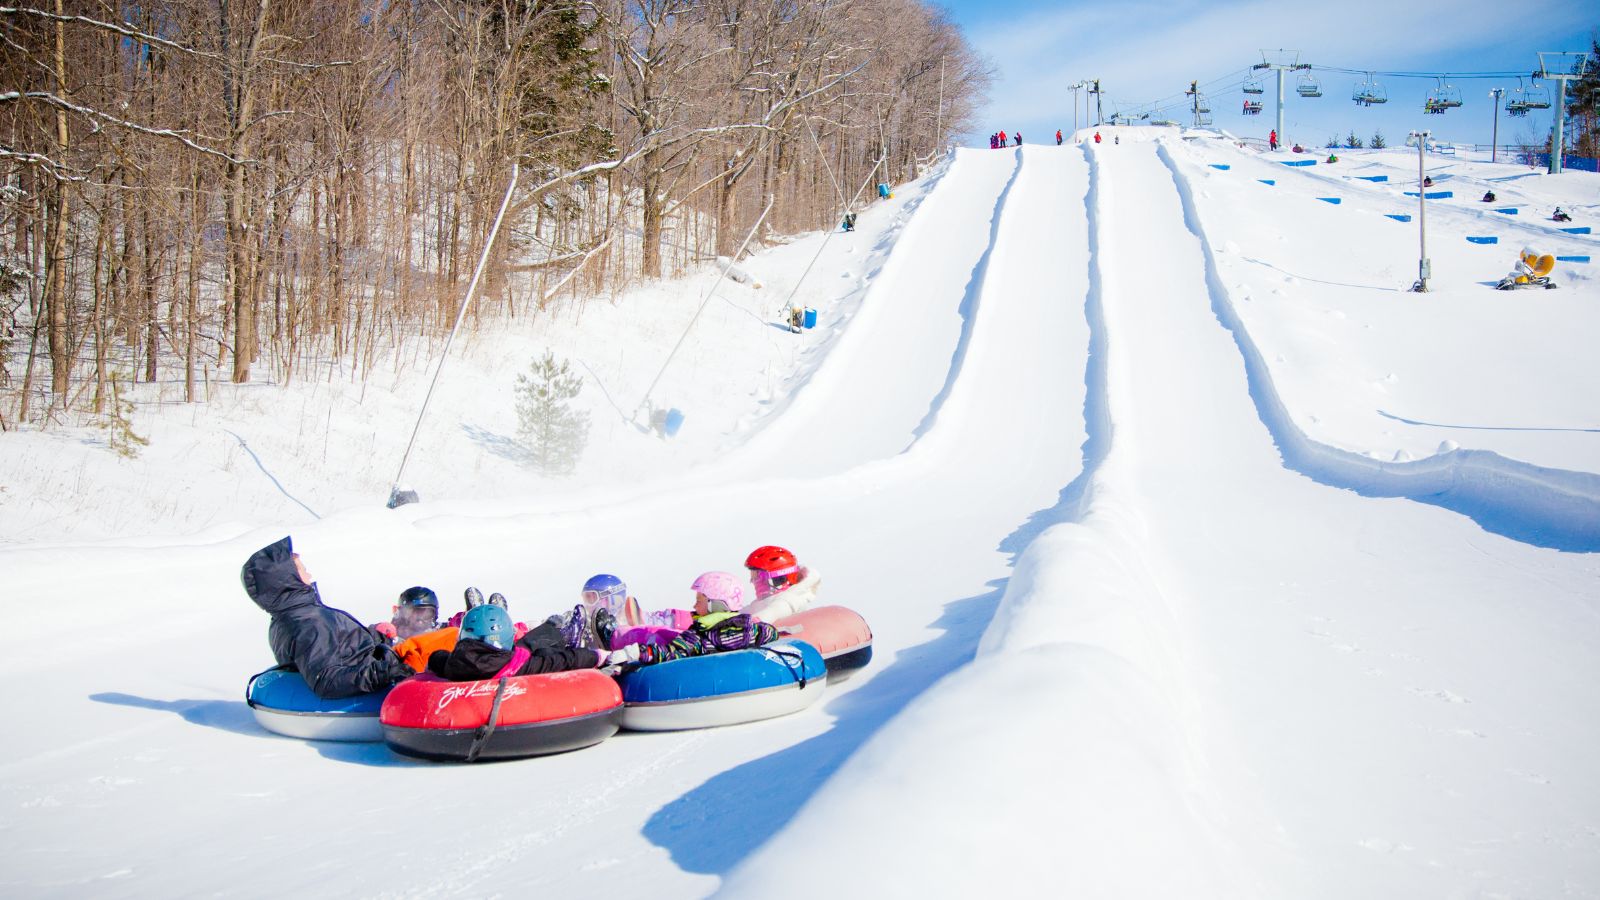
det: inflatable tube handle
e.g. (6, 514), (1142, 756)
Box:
(763, 645), (809, 689)
(465, 678), (511, 763)
(244, 663), (295, 707)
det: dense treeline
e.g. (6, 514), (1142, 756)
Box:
(0, 0), (989, 423)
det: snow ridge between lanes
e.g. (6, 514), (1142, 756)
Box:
(1158, 143), (1600, 552)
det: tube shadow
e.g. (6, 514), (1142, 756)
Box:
(641, 583), (1002, 876)
(91, 692), (262, 737)
(89, 691), (429, 767)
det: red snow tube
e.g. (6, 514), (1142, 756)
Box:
(380, 669), (622, 762)
(773, 605), (873, 681)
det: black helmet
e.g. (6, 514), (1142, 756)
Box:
(398, 586), (437, 608)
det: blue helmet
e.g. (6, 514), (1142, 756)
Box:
(582, 573), (627, 609)
(460, 605), (514, 651)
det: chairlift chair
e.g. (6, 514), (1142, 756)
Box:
(1426, 78), (1463, 112)
(1296, 72), (1322, 98)
(1353, 76), (1388, 106)
(1523, 78), (1552, 110)
(1243, 99), (1262, 115)
(1243, 75), (1265, 95)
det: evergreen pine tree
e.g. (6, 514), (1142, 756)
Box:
(1371, 130), (1386, 149)
(515, 352), (590, 475)
(1347, 130), (1364, 149)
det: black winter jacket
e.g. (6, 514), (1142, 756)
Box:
(426, 622), (599, 681)
(241, 536), (412, 699)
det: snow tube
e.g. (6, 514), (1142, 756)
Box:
(773, 605), (874, 681)
(618, 640), (827, 731)
(380, 669), (623, 762)
(245, 666), (388, 742)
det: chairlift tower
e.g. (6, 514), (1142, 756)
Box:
(1536, 52), (1589, 174)
(1088, 79), (1104, 126)
(1252, 50), (1313, 148)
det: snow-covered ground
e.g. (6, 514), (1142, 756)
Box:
(2, 128), (1597, 898)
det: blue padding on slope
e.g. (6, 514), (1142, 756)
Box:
(1465, 236), (1498, 244)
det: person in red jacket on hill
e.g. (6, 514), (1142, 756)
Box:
(1093, 132), (1101, 144)
(1056, 129), (1063, 145)
(1269, 129), (1278, 151)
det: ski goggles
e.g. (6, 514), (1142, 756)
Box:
(392, 604), (438, 639)
(582, 586), (626, 607)
(747, 565), (798, 599)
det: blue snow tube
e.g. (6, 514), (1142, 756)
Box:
(245, 666), (389, 742)
(617, 640), (827, 731)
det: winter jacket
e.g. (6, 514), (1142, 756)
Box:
(425, 622), (600, 681)
(241, 536), (412, 699)
(638, 611), (781, 665)
(744, 566), (821, 622)
(394, 627), (459, 673)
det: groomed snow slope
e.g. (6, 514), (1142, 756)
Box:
(2, 135), (1597, 898)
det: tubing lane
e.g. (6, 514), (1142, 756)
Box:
(1157, 143), (1600, 552)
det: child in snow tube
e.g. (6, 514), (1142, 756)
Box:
(606, 572), (781, 667)
(742, 545), (821, 622)
(427, 606), (600, 681)
(241, 536), (412, 700)
(548, 574), (692, 652)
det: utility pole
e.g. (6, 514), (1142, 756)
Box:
(1536, 52), (1589, 175)
(1067, 81), (1083, 134)
(1252, 50), (1310, 151)
(936, 57), (945, 148)
(1488, 88), (1503, 162)
(1407, 131), (1430, 292)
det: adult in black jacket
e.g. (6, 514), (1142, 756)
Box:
(241, 536), (412, 699)
(427, 607), (599, 681)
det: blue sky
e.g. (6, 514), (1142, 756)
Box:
(939, 0), (1596, 149)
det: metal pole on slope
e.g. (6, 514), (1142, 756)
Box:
(1276, 67), (1285, 149)
(1488, 88), (1503, 163)
(386, 163), (520, 508)
(1408, 131), (1430, 292)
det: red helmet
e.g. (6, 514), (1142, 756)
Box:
(745, 545), (801, 600)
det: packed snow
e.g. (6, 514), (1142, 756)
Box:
(2, 126), (1597, 898)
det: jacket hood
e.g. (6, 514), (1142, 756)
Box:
(242, 536), (319, 616)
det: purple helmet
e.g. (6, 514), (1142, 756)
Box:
(690, 571), (745, 613)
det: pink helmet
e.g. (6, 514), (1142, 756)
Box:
(690, 571), (745, 613)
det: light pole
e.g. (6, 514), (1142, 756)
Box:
(1408, 131), (1431, 292)
(1488, 88), (1503, 163)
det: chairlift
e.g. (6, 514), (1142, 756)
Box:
(1505, 79), (1531, 116)
(1196, 95), (1211, 114)
(1425, 77), (1462, 114)
(1243, 75), (1265, 95)
(1296, 72), (1322, 98)
(1352, 74), (1387, 106)
(1242, 99), (1262, 115)
(1523, 76), (1551, 110)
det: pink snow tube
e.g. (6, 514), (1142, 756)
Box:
(773, 605), (873, 680)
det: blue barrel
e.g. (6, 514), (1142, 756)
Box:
(877, 183), (890, 198)
(803, 308), (817, 329)
(663, 408), (685, 437)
